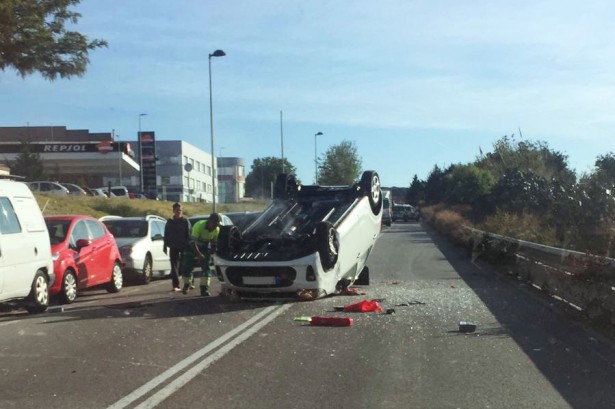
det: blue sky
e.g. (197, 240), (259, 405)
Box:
(2, 0), (615, 187)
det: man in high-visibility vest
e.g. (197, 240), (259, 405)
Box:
(181, 213), (220, 296)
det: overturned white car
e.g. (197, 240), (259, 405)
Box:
(214, 171), (383, 300)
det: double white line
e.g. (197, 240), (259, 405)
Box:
(107, 303), (292, 409)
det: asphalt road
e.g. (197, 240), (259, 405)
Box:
(2, 221), (615, 409)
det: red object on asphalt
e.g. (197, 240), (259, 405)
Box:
(343, 299), (383, 313)
(309, 316), (354, 327)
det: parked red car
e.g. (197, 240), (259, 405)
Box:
(44, 215), (123, 304)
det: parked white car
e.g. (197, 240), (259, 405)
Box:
(27, 181), (69, 196)
(100, 215), (170, 283)
(96, 186), (130, 199)
(0, 180), (54, 313)
(214, 171), (383, 300)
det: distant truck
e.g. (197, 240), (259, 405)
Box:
(381, 189), (392, 226)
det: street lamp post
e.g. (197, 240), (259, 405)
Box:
(138, 113), (147, 193)
(114, 130), (122, 185)
(209, 49), (225, 213)
(314, 131), (323, 183)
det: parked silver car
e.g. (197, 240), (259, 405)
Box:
(100, 215), (170, 284)
(27, 181), (69, 196)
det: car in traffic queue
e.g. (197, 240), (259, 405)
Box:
(100, 215), (170, 284)
(213, 171), (383, 300)
(44, 215), (123, 304)
(392, 203), (420, 222)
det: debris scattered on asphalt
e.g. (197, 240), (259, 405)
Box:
(339, 288), (366, 296)
(395, 300), (425, 307)
(294, 316), (354, 327)
(458, 320), (476, 333)
(385, 308), (396, 315)
(343, 299), (383, 313)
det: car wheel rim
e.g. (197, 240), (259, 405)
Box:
(35, 275), (48, 306)
(371, 175), (381, 204)
(113, 265), (123, 290)
(327, 229), (338, 257)
(144, 260), (152, 279)
(64, 273), (77, 301)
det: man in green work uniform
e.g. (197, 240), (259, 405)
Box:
(181, 213), (220, 296)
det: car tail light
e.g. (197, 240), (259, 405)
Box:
(306, 265), (316, 281)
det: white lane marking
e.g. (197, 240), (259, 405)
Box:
(135, 303), (292, 409)
(107, 303), (290, 409)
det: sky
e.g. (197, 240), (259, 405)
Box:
(2, 0), (615, 187)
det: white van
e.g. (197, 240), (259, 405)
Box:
(0, 180), (54, 313)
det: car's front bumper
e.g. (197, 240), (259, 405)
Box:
(214, 252), (337, 300)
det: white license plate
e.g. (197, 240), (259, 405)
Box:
(243, 276), (276, 285)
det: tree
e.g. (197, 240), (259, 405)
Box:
(406, 174), (425, 204)
(0, 0), (107, 80)
(476, 135), (575, 184)
(423, 165), (447, 204)
(8, 138), (46, 180)
(318, 140), (362, 185)
(445, 164), (495, 205)
(244, 157), (297, 198)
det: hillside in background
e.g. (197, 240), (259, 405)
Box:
(35, 195), (267, 219)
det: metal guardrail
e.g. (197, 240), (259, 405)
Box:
(466, 227), (615, 325)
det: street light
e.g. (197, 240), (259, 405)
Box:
(314, 131), (323, 183)
(138, 113), (147, 193)
(209, 49), (225, 212)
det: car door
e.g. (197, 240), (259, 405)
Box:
(69, 219), (96, 288)
(150, 220), (170, 272)
(85, 219), (114, 284)
(0, 197), (23, 295)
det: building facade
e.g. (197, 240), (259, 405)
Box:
(0, 126), (245, 203)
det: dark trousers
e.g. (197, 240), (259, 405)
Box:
(169, 248), (183, 288)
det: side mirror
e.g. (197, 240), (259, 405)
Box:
(75, 238), (92, 248)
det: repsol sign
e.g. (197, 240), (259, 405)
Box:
(43, 144), (90, 152)
(0, 143), (116, 154)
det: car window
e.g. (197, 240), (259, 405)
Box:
(70, 220), (89, 242)
(45, 220), (70, 243)
(85, 219), (106, 240)
(103, 220), (147, 238)
(0, 197), (22, 234)
(151, 220), (165, 238)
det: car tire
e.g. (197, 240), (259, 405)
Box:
(25, 270), (49, 314)
(273, 173), (299, 200)
(355, 266), (369, 285)
(106, 262), (123, 293)
(140, 256), (152, 285)
(60, 270), (78, 304)
(315, 221), (339, 271)
(217, 225), (242, 257)
(359, 171), (383, 215)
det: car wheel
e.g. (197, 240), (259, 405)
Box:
(315, 221), (339, 271)
(359, 171), (382, 215)
(140, 256), (152, 285)
(25, 270), (49, 314)
(355, 266), (370, 285)
(217, 225), (242, 257)
(106, 262), (123, 293)
(60, 270), (78, 304)
(273, 173), (299, 200)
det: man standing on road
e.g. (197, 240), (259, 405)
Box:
(180, 212), (221, 296)
(163, 202), (192, 291)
